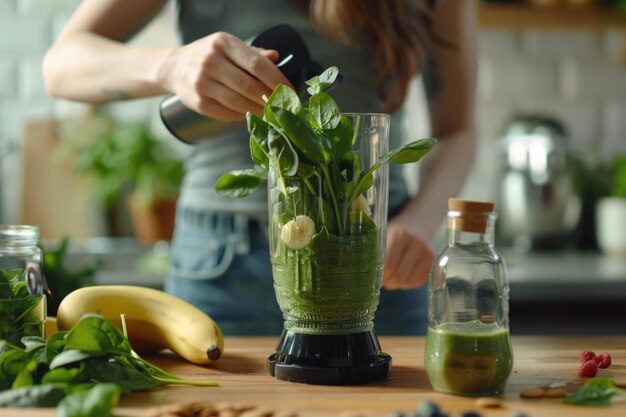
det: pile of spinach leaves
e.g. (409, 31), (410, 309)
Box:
(0, 315), (217, 415)
(0, 269), (45, 346)
(215, 66), (437, 237)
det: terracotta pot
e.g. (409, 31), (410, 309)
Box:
(127, 193), (177, 244)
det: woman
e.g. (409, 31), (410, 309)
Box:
(43, 0), (477, 336)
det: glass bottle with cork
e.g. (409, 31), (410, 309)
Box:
(424, 198), (513, 396)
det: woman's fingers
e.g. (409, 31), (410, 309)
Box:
(196, 76), (265, 118)
(383, 226), (433, 290)
(223, 39), (292, 90)
(160, 32), (291, 120)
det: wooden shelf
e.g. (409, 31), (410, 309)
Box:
(478, 4), (626, 30)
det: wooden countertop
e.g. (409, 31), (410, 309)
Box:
(4, 336), (626, 417)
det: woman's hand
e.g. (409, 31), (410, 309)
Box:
(383, 223), (435, 290)
(157, 31), (292, 121)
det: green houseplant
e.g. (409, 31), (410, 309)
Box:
(57, 110), (184, 243)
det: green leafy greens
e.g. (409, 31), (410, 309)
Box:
(0, 315), (218, 414)
(564, 377), (626, 406)
(215, 66), (437, 238)
(0, 269), (45, 347)
(43, 237), (100, 316)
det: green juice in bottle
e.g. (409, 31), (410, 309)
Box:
(424, 199), (513, 396)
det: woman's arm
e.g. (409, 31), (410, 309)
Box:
(384, 0), (478, 289)
(43, 0), (290, 121)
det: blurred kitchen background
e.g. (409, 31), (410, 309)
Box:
(1, 0), (625, 334)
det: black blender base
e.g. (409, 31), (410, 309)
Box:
(267, 329), (392, 385)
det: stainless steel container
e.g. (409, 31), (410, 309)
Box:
(160, 24), (323, 144)
(496, 115), (582, 251)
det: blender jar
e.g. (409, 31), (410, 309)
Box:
(267, 113), (391, 384)
(424, 199), (513, 396)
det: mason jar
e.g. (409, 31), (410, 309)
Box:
(0, 225), (46, 345)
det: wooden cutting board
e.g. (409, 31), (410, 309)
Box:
(3, 336), (625, 417)
(20, 119), (102, 239)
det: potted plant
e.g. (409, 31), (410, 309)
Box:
(57, 110), (184, 244)
(596, 156), (626, 255)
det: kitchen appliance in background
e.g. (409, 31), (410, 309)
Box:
(496, 115), (582, 251)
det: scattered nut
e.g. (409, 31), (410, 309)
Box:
(520, 388), (547, 399)
(475, 397), (502, 408)
(143, 402), (296, 417)
(545, 388), (568, 398)
(239, 407), (274, 417)
(338, 412), (372, 417)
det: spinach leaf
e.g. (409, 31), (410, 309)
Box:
(305, 66), (340, 95)
(49, 349), (103, 370)
(309, 93), (341, 131)
(42, 365), (84, 385)
(248, 113), (270, 170)
(0, 349), (28, 390)
(264, 84), (303, 125)
(268, 128), (299, 178)
(0, 383), (67, 407)
(271, 107), (330, 165)
(564, 377), (626, 406)
(56, 383), (121, 417)
(21, 336), (46, 351)
(215, 167), (267, 197)
(326, 115), (354, 162)
(349, 138), (437, 206)
(83, 357), (160, 392)
(64, 314), (131, 356)
(45, 331), (68, 364)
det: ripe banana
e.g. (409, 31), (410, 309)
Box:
(56, 285), (223, 365)
(280, 215), (315, 249)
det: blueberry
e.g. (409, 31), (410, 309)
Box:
(414, 401), (443, 417)
(460, 412), (482, 417)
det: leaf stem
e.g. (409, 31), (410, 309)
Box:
(321, 165), (343, 234)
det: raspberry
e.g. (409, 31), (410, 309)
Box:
(579, 350), (595, 363)
(595, 352), (612, 368)
(579, 359), (599, 377)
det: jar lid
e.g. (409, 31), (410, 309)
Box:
(0, 225), (40, 245)
(447, 198), (495, 233)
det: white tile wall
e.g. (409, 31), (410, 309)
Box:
(0, 0), (14, 14)
(18, 56), (48, 99)
(522, 30), (603, 61)
(561, 60), (626, 98)
(0, 59), (16, 98)
(602, 99), (626, 155)
(0, 18), (50, 53)
(604, 29), (625, 64)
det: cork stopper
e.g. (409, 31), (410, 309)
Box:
(447, 198), (495, 234)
